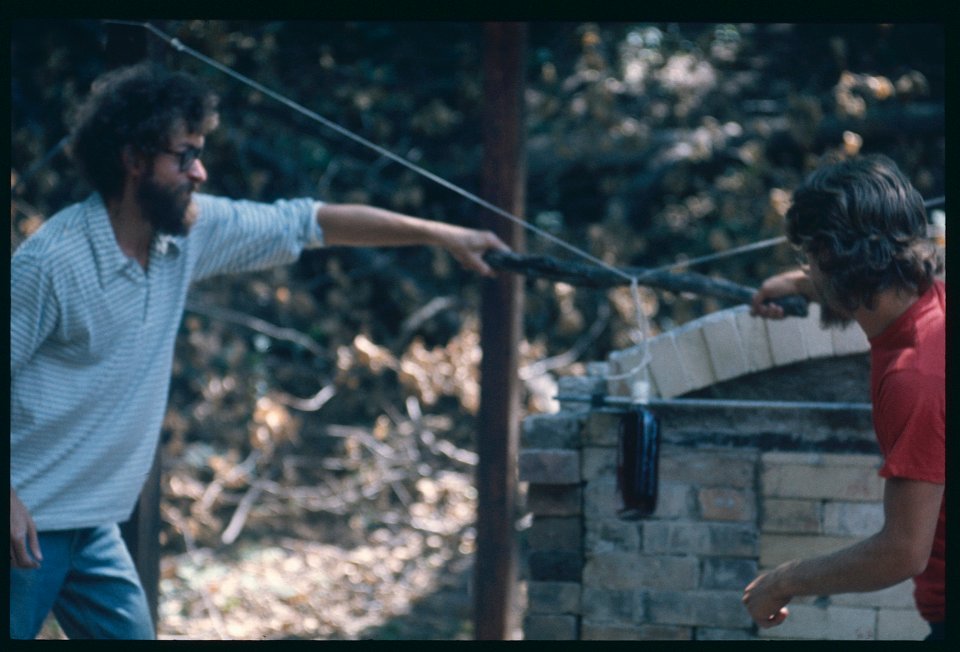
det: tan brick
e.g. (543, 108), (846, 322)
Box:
(831, 323), (870, 355)
(583, 476), (620, 520)
(761, 451), (881, 467)
(825, 453), (882, 468)
(698, 487), (756, 521)
(759, 533), (860, 567)
(528, 516), (582, 552)
(876, 608), (930, 641)
(831, 579), (916, 609)
(701, 311), (750, 381)
(526, 581), (581, 615)
(647, 332), (689, 398)
(581, 446), (616, 481)
(581, 586), (643, 622)
(584, 553), (699, 591)
(519, 449), (581, 484)
(673, 321), (717, 393)
(527, 484), (582, 517)
(651, 481), (696, 519)
(647, 590), (753, 628)
(733, 306), (775, 372)
(644, 521), (757, 557)
(585, 518), (641, 554)
(661, 448), (756, 488)
(823, 501), (884, 537)
(522, 413), (583, 449)
(582, 411), (622, 447)
(761, 461), (883, 501)
(581, 622), (692, 640)
(582, 551), (642, 590)
(765, 315), (808, 366)
(524, 614), (579, 640)
(797, 304), (835, 358)
(761, 498), (822, 534)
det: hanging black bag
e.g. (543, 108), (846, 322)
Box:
(616, 407), (660, 520)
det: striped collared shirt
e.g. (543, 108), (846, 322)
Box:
(11, 192), (323, 531)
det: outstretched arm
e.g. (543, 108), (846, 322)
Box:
(316, 204), (510, 276)
(742, 477), (943, 628)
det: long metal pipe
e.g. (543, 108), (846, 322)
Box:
(556, 394), (872, 412)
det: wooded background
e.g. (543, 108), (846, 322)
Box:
(10, 20), (945, 639)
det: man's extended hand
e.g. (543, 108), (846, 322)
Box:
(437, 226), (510, 277)
(10, 487), (42, 569)
(750, 269), (814, 319)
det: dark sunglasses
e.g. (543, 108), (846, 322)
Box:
(159, 145), (204, 172)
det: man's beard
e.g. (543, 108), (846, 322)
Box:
(811, 276), (856, 330)
(137, 175), (197, 236)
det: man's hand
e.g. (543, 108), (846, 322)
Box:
(436, 226), (510, 277)
(742, 563), (795, 628)
(10, 487), (42, 569)
(750, 269), (814, 319)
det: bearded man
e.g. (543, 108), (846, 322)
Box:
(10, 63), (508, 639)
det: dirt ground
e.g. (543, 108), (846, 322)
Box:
(38, 468), (526, 641)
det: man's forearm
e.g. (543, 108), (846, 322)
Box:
(317, 204), (449, 248)
(774, 531), (925, 598)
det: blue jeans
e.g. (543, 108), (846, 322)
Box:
(9, 523), (154, 640)
(925, 621), (944, 641)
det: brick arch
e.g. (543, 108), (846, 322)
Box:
(606, 303), (869, 399)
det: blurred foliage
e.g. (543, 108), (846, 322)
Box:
(10, 20), (945, 552)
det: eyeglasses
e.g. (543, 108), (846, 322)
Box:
(159, 145), (204, 172)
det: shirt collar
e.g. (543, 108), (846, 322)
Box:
(84, 194), (130, 287)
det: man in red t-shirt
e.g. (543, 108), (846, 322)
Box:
(743, 155), (945, 640)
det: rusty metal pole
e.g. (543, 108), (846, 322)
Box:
(474, 21), (527, 640)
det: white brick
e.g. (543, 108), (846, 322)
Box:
(765, 315), (808, 366)
(673, 321), (717, 393)
(832, 579), (917, 609)
(876, 608), (930, 640)
(797, 304), (835, 358)
(647, 332), (690, 398)
(701, 311), (750, 381)
(758, 604), (876, 640)
(733, 306), (775, 372)
(831, 323), (870, 355)
(607, 345), (653, 397)
(823, 501), (884, 537)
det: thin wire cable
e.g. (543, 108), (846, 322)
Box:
(107, 19), (656, 388)
(111, 20), (636, 285)
(650, 236), (788, 273)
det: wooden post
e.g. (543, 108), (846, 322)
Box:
(474, 22), (526, 641)
(118, 453), (162, 628)
(105, 19), (163, 630)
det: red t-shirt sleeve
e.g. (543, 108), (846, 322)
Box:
(874, 369), (945, 483)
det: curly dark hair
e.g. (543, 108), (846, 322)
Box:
(69, 63), (219, 200)
(786, 154), (942, 313)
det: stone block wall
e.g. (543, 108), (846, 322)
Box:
(519, 305), (930, 641)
